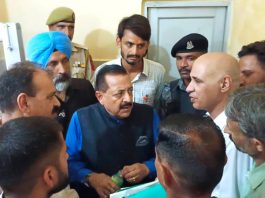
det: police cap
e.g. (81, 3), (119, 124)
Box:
(171, 33), (208, 57)
(46, 7), (75, 25)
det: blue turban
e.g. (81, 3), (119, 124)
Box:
(26, 31), (72, 69)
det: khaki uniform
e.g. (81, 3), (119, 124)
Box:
(70, 42), (94, 80)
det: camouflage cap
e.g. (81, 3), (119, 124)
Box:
(46, 7), (75, 25)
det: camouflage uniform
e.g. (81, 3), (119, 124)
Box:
(156, 79), (205, 119)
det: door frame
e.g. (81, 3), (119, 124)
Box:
(143, 0), (232, 52)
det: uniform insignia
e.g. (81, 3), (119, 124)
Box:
(186, 41), (194, 50)
(72, 13), (75, 22)
(58, 111), (66, 118)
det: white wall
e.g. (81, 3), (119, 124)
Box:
(1, 0), (265, 61)
(1, 0), (142, 62)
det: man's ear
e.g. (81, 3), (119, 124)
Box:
(160, 162), (175, 190)
(116, 36), (121, 47)
(95, 91), (104, 105)
(220, 75), (232, 93)
(43, 166), (58, 188)
(17, 93), (30, 114)
(252, 138), (264, 152)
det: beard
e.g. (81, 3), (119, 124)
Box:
(48, 169), (69, 196)
(53, 73), (71, 92)
(120, 48), (147, 66)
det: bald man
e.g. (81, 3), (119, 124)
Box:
(186, 52), (253, 198)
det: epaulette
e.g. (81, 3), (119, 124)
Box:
(72, 42), (88, 50)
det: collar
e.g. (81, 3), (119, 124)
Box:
(213, 111), (226, 126)
(177, 79), (186, 91)
(249, 162), (265, 190)
(142, 59), (149, 77)
(99, 103), (125, 125)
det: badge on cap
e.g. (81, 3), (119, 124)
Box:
(186, 41), (194, 50)
(72, 13), (75, 22)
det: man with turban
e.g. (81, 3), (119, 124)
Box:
(26, 31), (97, 136)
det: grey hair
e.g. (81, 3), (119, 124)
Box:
(225, 84), (265, 140)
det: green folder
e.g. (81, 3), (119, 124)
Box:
(127, 182), (166, 198)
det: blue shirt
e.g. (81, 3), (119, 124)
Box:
(66, 109), (160, 182)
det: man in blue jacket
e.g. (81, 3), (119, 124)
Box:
(66, 64), (159, 198)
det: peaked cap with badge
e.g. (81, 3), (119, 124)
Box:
(171, 33), (208, 57)
(46, 7), (75, 25)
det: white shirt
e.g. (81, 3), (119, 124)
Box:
(51, 185), (79, 198)
(93, 58), (165, 106)
(211, 112), (253, 198)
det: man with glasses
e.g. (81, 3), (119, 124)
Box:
(66, 64), (159, 198)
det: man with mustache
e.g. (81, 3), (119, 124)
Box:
(66, 64), (159, 198)
(0, 62), (78, 198)
(157, 33), (207, 119)
(93, 14), (165, 107)
(26, 31), (97, 136)
(0, 62), (60, 123)
(225, 84), (265, 198)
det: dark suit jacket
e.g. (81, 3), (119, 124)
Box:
(57, 78), (98, 137)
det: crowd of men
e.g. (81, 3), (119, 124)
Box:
(0, 6), (265, 198)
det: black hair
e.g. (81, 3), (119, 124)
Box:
(0, 116), (63, 192)
(95, 64), (127, 92)
(238, 40), (265, 70)
(156, 114), (226, 196)
(117, 14), (151, 41)
(0, 62), (43, 112)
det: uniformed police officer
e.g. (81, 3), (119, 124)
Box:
(46, 7), (95, 80)
(157, 33), (208, 119)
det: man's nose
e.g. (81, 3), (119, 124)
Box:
(239, 74), (246, 87)
(123, 91), (133, 102)
(186, 81), (193, 93)
(63, 27), (70, 38)
(57, 62), (67, 74)
(179, 59), (188, 68)
(131, 45), (139, 55)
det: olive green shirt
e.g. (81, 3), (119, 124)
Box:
(242, 162), (265, 198)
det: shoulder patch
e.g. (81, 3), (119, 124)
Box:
(72, 42), (88, 50)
